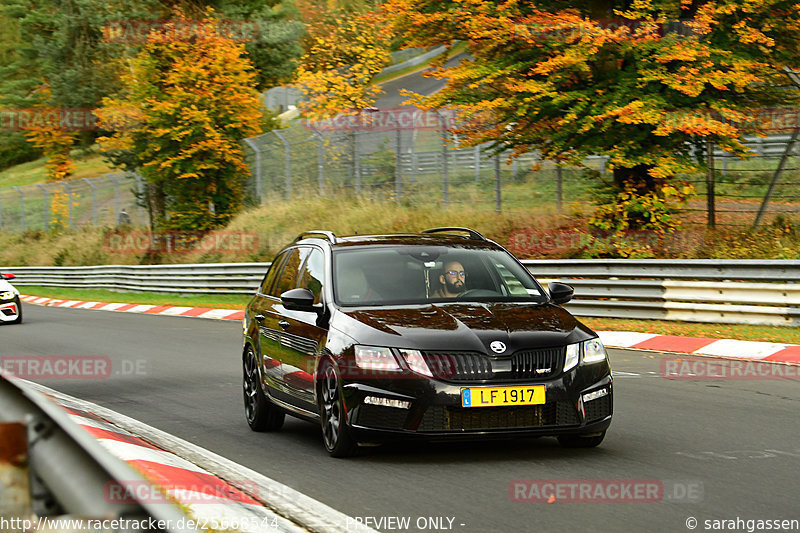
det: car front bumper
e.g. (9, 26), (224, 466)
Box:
(340, 363), (613, 441)
(0, 298), (20, 323)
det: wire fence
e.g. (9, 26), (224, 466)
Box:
(241, 109), (800, 228)
(1, 108), (799, 234)
(682, 134), (800, 227)
(0, 172), (146, 233)
(241, 107), (611, 211)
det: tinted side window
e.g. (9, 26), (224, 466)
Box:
(259, 251), (288, 294)
(270, 248), (303, 297)
(297, 248), (325, 304)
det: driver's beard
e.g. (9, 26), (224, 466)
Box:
(445, 279), (464, 295)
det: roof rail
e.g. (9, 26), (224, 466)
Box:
(422, 227), (487, 241)
(295, 230), (338, 244)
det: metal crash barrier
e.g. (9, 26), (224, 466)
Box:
(528, 259), (800, 327)
(0, 370), (196, 532)
(5, 259), (800, 326)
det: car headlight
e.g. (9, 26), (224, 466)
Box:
(582, 338), (608, 364)
(563, 339), (608, 371)
(563, 343), (580, 372)
(0, 291), (14, 300)
(354, 345), (402, 371)
(399, 349), (433, 377)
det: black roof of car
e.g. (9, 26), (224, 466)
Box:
(293, 227), (495, 248)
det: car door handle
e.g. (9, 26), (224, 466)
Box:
(255, 314), (265, 323)
(278, 320), (290, 330)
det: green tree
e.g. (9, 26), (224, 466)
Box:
(97, 14), (263, 231)
(218, 0), (306, 90)
(0, 0), (303, 172)
(0, 4), (39, 168)
(0, 0), (125, 123)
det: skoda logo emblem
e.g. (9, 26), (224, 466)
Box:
(490, 341), (506, 354)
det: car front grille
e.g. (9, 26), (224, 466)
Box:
(419, 402), (572, 431)
(421, 347), (565, 383)
(422, 351), (493, 381)
(556, 400), (581, 426)
(511, 347), (564, 380)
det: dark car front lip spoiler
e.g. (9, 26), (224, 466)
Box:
(350, 416), (612, 442)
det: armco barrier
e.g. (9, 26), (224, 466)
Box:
(6, 259), (800, 326)
(527, 259), (800, 327)
(0, 371), (194, 530)
(6, 263), (269, 294)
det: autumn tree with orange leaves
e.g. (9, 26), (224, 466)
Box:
(382, 0), (800, 244)
(97, 14), (263, 231)
(295, 3), (391, 119)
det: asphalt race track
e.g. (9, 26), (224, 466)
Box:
(375, 53), (466, 108)
(2, 304), (799, 533)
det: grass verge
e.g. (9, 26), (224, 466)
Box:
(17, 285), (799, 344)
(0, 151), (117, 189)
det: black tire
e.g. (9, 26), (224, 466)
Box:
(243, 348), (284, 432)
(10, 296), (22, 324)
(318, 359), (357, 458)
(557, 430), (606, 448)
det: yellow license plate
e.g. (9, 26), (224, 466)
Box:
(461, 385), (545, 408)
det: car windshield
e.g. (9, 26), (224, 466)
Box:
(332, 244), (547, 306)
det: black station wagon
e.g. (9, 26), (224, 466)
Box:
(242, 228), (612, 456)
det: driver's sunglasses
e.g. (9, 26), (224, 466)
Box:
(446, 270), (466, 277)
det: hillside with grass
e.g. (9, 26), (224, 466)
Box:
(0, 149), (117, 189)
(1, 184), (799, 267)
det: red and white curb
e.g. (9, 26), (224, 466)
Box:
(20, 295), (244, 321)
(598, 331), (800, 364)
(22, 380), (377, 533)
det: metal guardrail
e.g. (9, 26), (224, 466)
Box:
(526, 259), (800, 327)
(6, 263), (269, 294)
(6, 259), (800, 326)
(0, 371), (195, 531)
(524, 259), (800, 281)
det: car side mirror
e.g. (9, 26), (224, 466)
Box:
(281, 288), (318, 312)
(548, 282), (574, 305)
(2, 273), (15, 280)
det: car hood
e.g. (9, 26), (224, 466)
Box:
(331, 302), (595, 354)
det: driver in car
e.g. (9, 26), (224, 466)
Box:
(432, 260), (467, 298)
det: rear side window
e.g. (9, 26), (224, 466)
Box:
(259, 251), (288, 295)
(297, 248), (325, 304)
(270, 248), (304, 297)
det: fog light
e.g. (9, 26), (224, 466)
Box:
(582, 388), (609, 403)
(363, 396), (410, 409)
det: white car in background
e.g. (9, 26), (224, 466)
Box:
(0, 273), (22, 324)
